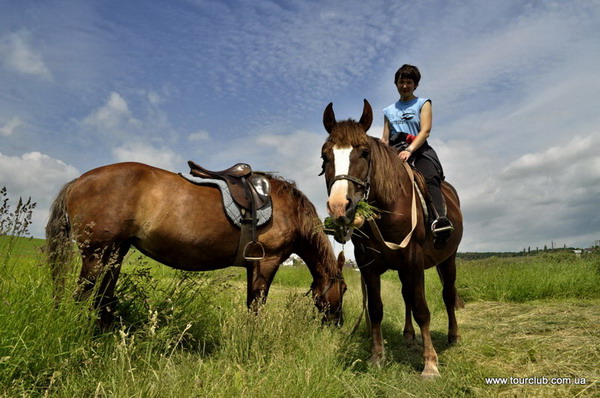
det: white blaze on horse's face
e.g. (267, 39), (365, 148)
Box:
(327, 145), (352, 221)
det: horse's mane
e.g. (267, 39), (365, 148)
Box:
(265, 174), (320, 235)
(265, 174), (337, 274)
(328, 119), (370, 147)
(367, 136), (407, 206)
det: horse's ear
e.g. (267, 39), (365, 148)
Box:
(359, 99), (373, 132)
(323, 102), (336, 134)
(337, 251), (345, 271)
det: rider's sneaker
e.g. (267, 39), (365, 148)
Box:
(431, 217), (453, 249)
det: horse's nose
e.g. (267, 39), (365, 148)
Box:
(327, 198), (350, 222)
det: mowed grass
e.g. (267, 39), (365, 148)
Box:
(0, 235), (599, 397)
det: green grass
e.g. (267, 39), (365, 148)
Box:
(455, 253), (600, 302)
(1, 236), (599, 397)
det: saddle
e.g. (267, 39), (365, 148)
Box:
(411, 168), (430, 219)
(410, 165), (454, 247)
(187, 160), (271, 265)
(188, 161), (270, 210)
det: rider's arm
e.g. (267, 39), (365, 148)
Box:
(407, 100), (431, 153)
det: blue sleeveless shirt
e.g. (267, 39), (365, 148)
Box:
(383, 97), (430, 136)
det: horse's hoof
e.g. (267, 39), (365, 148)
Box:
(421, 365), (440, 378)
(448, 334), (461, 345)
(369, 353), (385, 367)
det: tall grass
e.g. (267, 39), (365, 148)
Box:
(0, 191), (598, 396)
(455, 253), (600, 302)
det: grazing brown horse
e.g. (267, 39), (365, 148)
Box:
(46, 162), (346, 328)
(320, 100), (463, 377)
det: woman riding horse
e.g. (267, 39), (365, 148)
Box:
(321, 100), (463, 377)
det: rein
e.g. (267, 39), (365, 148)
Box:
(367, 161), (418, 250)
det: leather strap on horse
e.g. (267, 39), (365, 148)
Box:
(367, 161), (418, 250)
(233, 212), (256, 267)
(232, 182), (265, 267)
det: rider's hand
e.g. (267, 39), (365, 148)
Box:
(399, 150), (411, 162)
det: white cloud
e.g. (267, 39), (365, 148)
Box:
(147, 90), (162, 105)
(112, 143), (181, 172)
(2, 0), (599, 255)
(81, 92), (141, 133)
(188, 130), (211, 142)
(0, 152), (80, 238)
(0, 30), (52, 79)
(0, 116), (23, 137)
(437, 133), (600, 251)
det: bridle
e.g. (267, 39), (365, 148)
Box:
(324, 149), (372, 201)
(306, 272), (345, 299)
(319, 272), (345, 297)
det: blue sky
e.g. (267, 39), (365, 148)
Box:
(1, 0), (599, 254)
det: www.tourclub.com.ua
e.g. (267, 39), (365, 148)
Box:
(485, 376), (588, 385)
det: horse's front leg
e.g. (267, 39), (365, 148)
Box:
(245, 256), (279, 311)
(362, 271), (385, 366)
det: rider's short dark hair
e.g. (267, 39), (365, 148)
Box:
(394, 64), (421, 86)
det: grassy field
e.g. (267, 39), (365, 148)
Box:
(0, 235), (599, 397)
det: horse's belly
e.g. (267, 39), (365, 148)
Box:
(132, 236), (237, 271)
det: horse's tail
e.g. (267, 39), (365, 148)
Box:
(45, 179), (76, 299)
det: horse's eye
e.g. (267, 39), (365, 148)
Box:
(361, 149), (370, 159)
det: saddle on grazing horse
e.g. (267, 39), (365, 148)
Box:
(188, 161), (270, 210)
(187, 160), (271, 265)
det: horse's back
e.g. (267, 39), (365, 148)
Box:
(68, 162), (175, 220)
(442, 180), (461, 216)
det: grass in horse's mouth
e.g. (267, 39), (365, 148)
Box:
(322, 200), (380, 234)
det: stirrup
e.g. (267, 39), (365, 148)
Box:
(431, 217), (454, 237)
(243, 241), (265, 261)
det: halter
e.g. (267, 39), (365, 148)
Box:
(320, 272), (345, 296)
(327, 154), (372, 201)
(306, 272), (345, 298)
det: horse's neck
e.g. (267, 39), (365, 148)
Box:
(296, 231), (335, 281)
(370, 146), (411, 210)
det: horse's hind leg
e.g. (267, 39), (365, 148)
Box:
(399, 276), (416, 343)
(399, 261), (439, 377)
(436, 253), (462, 345)
(76, 242), (129, 330)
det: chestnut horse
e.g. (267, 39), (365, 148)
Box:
(320, 100), (463, 377)
(46, 162), (346, 328)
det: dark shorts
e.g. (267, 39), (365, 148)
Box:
(390, 134), (444, 180)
